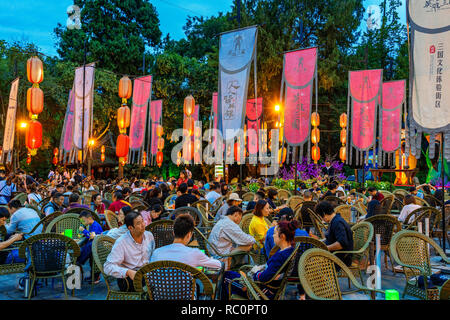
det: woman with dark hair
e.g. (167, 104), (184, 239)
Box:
(144, 187), (163, 208)
(176, 170), (188, 188)
(266, 189), (288, 213)
(92, 193), (106, 216)
(221, 183), (229, 196)
(249, 200), (276, 249)
(222, 220), (298, 300)
(159, 183), (170, 201)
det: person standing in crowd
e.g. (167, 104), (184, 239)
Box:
(176, 170), (188, 188)
(104, 212), (155, 292)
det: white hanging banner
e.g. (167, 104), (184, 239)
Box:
(407, 1), (450, 160)
(1, 78), (19, 164)
(218, 26), (257, 142)
(73, 63), (95, 156)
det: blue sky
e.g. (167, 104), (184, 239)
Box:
(0, 0), (405, 57)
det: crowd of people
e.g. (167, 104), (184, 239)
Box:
(0, 164), (448, 300)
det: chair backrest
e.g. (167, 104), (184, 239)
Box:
(169, 206), (203, 227)
(92, 235), (117, 289)
(287, 196), (304, 211)
(241, 192), (255, 202)
(19, 233), (80, 274)
(406, 207), (441, 231)
(334, 205), (352, 223)
(164, 194), (177, 209)
(12, 193), (28, 205)
(365, 214), (401, 247)
(287, 236), (328, 279)
(355, 192), (368, 205)
(64, 207), (102, 225)
(379, 190), (393, 197)
(133, 261), (214, 300)
(393, 189), (409, 197)
(351, 222), (374, 261)
(306, 208), (327, 239)
(277, 189), (291, 201)
(423, 194), (440, 208)
(45, 213), (83, 240)
(105, 210), (119, 229)
(379, 195), (395, 214)
(145, 220), (175, 249)
(414, 196), (429, 207)
(322, 196), (345, 208)
(239, 213), (254, 234)
(211, 196), (226, 213)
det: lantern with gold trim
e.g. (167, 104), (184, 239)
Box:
(26, 56), (44, 156)
(117, 106), (131, 134)
(156, 151), (163, 168)
(311, 112), (320, 163)
(116, 134), (130, 164)
(100, 145), (105, 163)
(339, 113), (347, 162)
(118, 76), (132, 104)
(25, 120), (42, 156)
(142, 151), (147, 167)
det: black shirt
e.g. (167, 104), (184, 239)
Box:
(322, 166), (335, 177)
(246, 201), (256, 211)
(175, 193), (198, 209)
(325, 214), (353, 267)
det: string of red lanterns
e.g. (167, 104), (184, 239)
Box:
(311, 112), (320, 163)
(26, 56), (44, 156)
(116, 76), (132, 165)
(183, 95), (195, 164)
(339, 113), (347, 162)
(156, 125), (164, 167)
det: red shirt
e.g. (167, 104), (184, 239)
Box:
(108, 200), (130, 214)
(176, 178), (188, 187)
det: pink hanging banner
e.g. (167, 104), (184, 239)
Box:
(282, 47), (317, 146)
(150, 100), (162, 155)
(192, 104), (200, 122)
(62, 90), (75, 152)
(246, 98), (262, 155)
(381, 80), (404, 153)
(349, 69), (383, 151)
(129, 75), (152, 151)
(212, 92), (219, 151)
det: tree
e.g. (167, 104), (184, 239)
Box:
(54, 0), (162, 75)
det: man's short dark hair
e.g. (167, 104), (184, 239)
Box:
(178, 183), (188, 194)
(213, 182), (220, 190)
(173, 214), (194, 238)
(122, 187), (132, 195)
(367, 186), (377, 193)
(255, 191), (266, 200)
(56, 183), (64, 189)
(408, 186), (416, 193)
(79, 210), (93, 219)
(7, 200), (22, 210)
(328, 182), (337, 190)
(187, 179), (194, 187)
(69, 193), (80, 203)
(125, 211), (141, 228)
(114, 191), (124, 200)
(315, 201), (334, 217)
(226, 206), (243, 216)
(0, 207), (10, 219)
(53, 192), (64, 199)
(151, 204), (162, 212)
(120, 205), (133, 215)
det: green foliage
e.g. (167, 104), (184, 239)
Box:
(247, 182), (261, 193)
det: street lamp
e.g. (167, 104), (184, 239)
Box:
(274, 104), (280, 112)
(87, 138), (95, 179)
(20, 122), (28, 130)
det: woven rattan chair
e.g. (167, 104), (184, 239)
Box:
(322, 196), (345, 208)
(423, 194), (440, 208)
(105, 210), (119, 229)
(286, 196), (304, 211)
(355, 192), (368, 205)
(45, 213), (84, 240)
(298, 248), (384, 300)
(239, 213), (271, 235)
(334, 222), (374, 287)
(92, 235), (143, 300)
(25, 203), (44, 219)
(379, 190), (393, 197)
(241, 192), (255, 202)
(390, 197), (404, 215)
(146, 220), (174, 249)
(168, 206), (203, 228)
(390, 230), (450, 300)
(163, 194), (177, 209)
(379, 195), (395, 214)
(133, 261), (214, 300)
(403, 207), (435, 228)
(365, 214), (401, 272)
(0, 226), (27, 276)
(192, 200), (214, 228)
(104, 192), (113, 202)
(433, 206), (450, 248)
(18, 233), (80, 299)
(414, 196), (429, 207)
(294, 201), (317, 230)
(12, 192), (28, 205)
(306, 208), (327, 239)
(38, 197), (51, 214)
(393, 189), (409, 197)
(236, 271), (269, 300)
(334, 205), (353, 224)
(404, 207), (441, 232)
(24, 211), (64, 237)
(277, 189), (292, 203)
(211, 196), (226, 215)
(64, 207), (102, 226)
(440, 280), (450, 300)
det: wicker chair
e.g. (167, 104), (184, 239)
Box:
(92, 235), (143, 300)
(423, 194), (440, 208)
(168, 206), (203, 228)
(38, 197), (51, 214)
(211, 196), (226, 215)
(440, 280), (450, 300)
(293, 201), (317, 230)
(404, 207), (441, 231)
(379, 195), (395, 214)
(104, 192), (113, 202)
(12, 192), (28, 205)
(390, 197), (404, 215)
(390, 230), (450, 300)
(286, 196), (304, 211)
(322, 196), (345, 208)
(433, 206), (450, 248)
(277, 189), (291, 203)
(25, 203), (44, 219)
(335, 222), (374, 287)
(414, 196), (429, 207)
(192, 200), (215, 227)
(241, 192), (256, 202)
(64, 207), (102, 226)
(379, 190), (393, 197)
(133, 261), (214, 300)
(192, 227), (251, 271)
(146, 220), (174, 249)
(163, 194), (177, 209)
(24, 211), (64, 237)
(365, 214), (402, 272)
(334, 205), (353, 224)
(355, 192), (368, 205)
(236, 271), (269, 300)
(0, 226), (27, 276)
(298, 248), (384, 300)
(306, 208), (327, 239)
(239, 213), (271, 235)
(393, 189), (409, 197)
(105, 210), (119, 229)
(45, 213), (84, 240)
(18, 233), (80, 299)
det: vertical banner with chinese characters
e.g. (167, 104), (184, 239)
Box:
(280, 47), (317, 163)
(346, 69), (383, 166)
(59, 90), (75, 164)
(129, 75), (152, 164)
(1, 78), (19, 165)
(407, 1), (450, 161)
(72, 63), (95, 162)
(218, 26), (258, 147)
(246, 98), (262, 158)
(379, 80), (405, 167)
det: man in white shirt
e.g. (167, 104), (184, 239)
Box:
(398, 194), (422, 224)
(150, 214), (222, 269)
(205, 182), (221, 205)
(104, 211), (155, 292)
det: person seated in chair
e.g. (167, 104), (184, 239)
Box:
(63, 193), (90, 213)
(0, 207), (23, 265)
(43, 191), (64, 216)
(150, 214), (222, 269)
(77, 210), (103, 283)
(246, 191), (265, 212)
(214, 193), (243, 222)
(222, 220), (299, 300)
(174, 183), (197, 209)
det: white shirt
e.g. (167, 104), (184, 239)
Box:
(132, 187), (143, 193)
(206, 191), (221, 204)
(104, 231), (155, 278)
(150, 243), (222, 269)
(398, 204), (422, 224)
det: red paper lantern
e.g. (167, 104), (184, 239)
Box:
(101, 153), (105, 162)
(311, 112), (320, 127)
(52, 156), (58, 165)
(26, 156), (32, 165)
(183, 117), (195, 136)
(27, 56), (44, 84)
(117, 106), (130, 132)
(184, 95), (195, 116)
(312, 145), (320, 163)
(340, 146), (347, 162)
(53, 148), (59, 156)
(311, 128), (320, 144)
(116, 134), (130, 158)
(156, 151), (163, 167)
(27, 87), (44, 116)
(118, 76), (132, 100)
(340, 113), (348, 128)
(156, 125), (164, 137)
(157, 137), (165, 150)
(142, 152), (147, 167)
(340, 129), (347, 145)
(234, 142), (241, 163)
(101, 145), (105, 154)
(25, 120), (42, 155)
